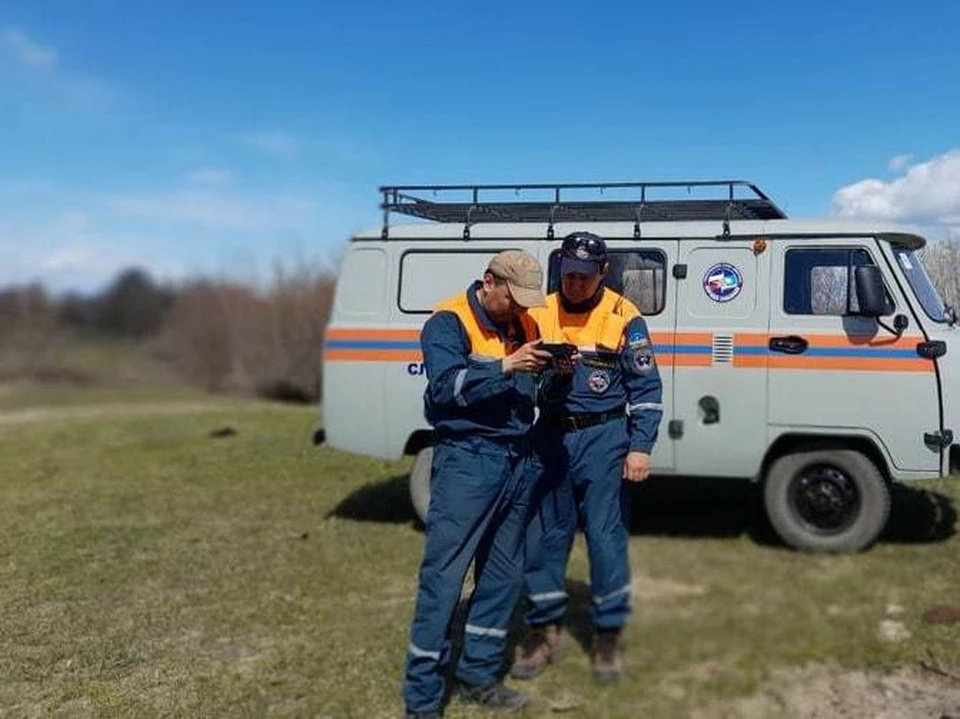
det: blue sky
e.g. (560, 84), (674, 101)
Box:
(2, 0), (958, 293)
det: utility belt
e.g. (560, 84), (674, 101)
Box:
(539, 406), (626, 433)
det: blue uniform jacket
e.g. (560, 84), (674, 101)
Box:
(421, 281), (540, 441)
(533, 290), (663, 454)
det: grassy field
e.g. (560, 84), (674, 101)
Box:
(1, 391), (958, 718)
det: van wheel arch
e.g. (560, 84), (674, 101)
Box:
(760, 434), (892, 485)
(404, 431), (435, 525)
(761, 435), (892, 553)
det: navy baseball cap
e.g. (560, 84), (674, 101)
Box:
(560, 232), (607, 276)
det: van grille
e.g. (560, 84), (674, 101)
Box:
(712, 334), (735, 365)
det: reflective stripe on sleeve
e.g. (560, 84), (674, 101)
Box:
(628, 402), (664, 413)
(454, 368), (468, 406)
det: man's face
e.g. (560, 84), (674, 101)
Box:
(561, 264), (606, 304)
(481, 272), (522, 323)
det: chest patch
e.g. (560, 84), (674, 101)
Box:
(587, 369), (610, 394)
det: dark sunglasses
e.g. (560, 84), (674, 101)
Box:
(561, 234), (606, 258)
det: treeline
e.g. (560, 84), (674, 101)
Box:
(0, 263), (336, 403)
(1, 237), (958, 403)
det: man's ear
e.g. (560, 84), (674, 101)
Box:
(600, 262), (611, 278)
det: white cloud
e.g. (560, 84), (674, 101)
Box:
(183, 167), (234, 186)
(106, 189), (318, 231)
(0, 27), (57, 69)
(1, 26), (115, 119)
(888, 154), (913, 171)
(0, 213), (186, 293)
(832, 148), (960, 228)
(240, 131), (300, 158)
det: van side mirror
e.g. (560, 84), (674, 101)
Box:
(853, 265), (887, 317)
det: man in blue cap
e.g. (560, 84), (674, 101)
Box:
(512, 231), (664, 683)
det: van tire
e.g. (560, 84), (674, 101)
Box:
(409, 446), (433, 524)
(764, 447), (890, 553)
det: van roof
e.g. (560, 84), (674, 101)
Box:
(359, 180), (926, 250)
(353, 219), (926, 250)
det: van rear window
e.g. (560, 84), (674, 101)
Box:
(399, 250), (515, 313)
(547, 249), (667, 316)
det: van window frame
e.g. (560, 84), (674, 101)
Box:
(782, 245), (896, 317)
(396, 247), (522, 315)
(546, 247), (668, 317)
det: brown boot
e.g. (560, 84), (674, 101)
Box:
(509, 623), (564, 680)
(591, 628), (623, 683)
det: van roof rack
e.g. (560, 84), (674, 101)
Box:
(378, 180), (788, 238)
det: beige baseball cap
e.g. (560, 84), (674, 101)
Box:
(487, 250), (547, 308)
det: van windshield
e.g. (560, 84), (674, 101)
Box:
(893, 248), (947, 323)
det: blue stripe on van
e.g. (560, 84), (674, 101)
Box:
(735, 346), (917, 359)
(671, 345), (713, 355)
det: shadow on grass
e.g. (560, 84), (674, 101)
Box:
(324, 474), (419, 525)
(327, 472), (957, 547)
(627, 476), (956, 546)
(439, 578), (596, 695)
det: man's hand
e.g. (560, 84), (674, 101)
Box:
(502, 340), (552, 374)
(622, 451), (651, 483)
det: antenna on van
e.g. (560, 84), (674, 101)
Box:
(547, 187), (561, 239)
(634, 185), (646, 239)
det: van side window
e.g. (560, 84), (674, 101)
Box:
(399, 249), (513, 314)
(547, 249), (667, 315)
(336, 247), (387, 318)
(784, 248), (893, 315)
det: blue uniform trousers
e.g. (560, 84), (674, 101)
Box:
(523, 418), (632, 630)
(403, 434), (535, 714)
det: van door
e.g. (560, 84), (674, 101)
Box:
(542, 238), (679, 471)
(672, 240), (771, 477)
(767, 239), (941, 473)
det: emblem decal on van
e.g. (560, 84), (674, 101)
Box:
(587, 369), (610, 394)
(703, 263), (743, 303)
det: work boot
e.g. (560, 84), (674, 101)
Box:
(457, 681), (527, 709)
(591, 628), (624, 684)
(510, 623), (565, 680)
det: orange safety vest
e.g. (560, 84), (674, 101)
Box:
(434, 292), (539, 360)
(528, 289), (639, 353)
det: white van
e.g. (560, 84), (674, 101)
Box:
(317, 181), (958, 553)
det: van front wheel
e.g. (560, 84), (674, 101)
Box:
(764, 447), (890, 552)
(409, 446), (433, 524)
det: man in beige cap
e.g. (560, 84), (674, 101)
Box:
(402, 250), (553, 718)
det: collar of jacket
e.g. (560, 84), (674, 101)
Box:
(559, 285), (605, 314)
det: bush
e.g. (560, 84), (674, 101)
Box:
(152, 261), (336, 401)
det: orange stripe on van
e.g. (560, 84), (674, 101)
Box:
(324, 349), (423, 362)
(325, 328), (421, 341)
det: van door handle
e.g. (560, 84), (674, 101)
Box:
(769, 335), (808, 354)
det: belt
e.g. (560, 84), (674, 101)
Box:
(540, 407), (625, 432)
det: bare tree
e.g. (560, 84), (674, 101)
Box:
(920, 237), (960, 308)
